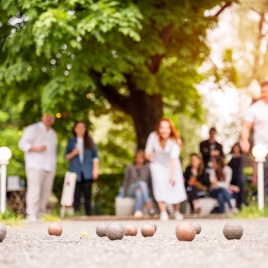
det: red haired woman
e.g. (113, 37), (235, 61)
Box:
(145, 118), (186, 220)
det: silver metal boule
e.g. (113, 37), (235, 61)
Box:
(192, 223), (201, 234)
(106, 222), (125, 240)
(223, 221), (243, 240)
(0, 222), (7, 242)
(96, 223), (108, 237)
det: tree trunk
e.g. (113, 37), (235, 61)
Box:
(96, 77), (163, 149)
(127, 91), (163, 149)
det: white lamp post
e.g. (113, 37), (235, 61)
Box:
(252, 144), (268, 210)
(0, 146), (12, 214)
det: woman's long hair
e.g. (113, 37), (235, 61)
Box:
(214, 157), (226, 181)
(190, 153), (204, 175)
(72, 121), (94, 150)
(156, 118), (182, 148)
(230, 142), (243, 154)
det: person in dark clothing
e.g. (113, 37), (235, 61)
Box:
(199, 127), (224, 169)
(184, 153), (208, 214)
(228, 143), (245, 209)
(65, 121), (99, 215)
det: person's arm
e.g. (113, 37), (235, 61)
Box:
(92, 144), (99, 180)
(18, 125), (47, 152)
(92, 161), (99, 180)
(169, 142), (180, 186)
(199, 141), (210, 158)
(209, 169), (218, 186)
(145, 132), (155, 161)
(218, 144), (224, 157)
(65, 139), (79, 161)
(241, 121), (253, 153)
(123, 166), (131, 197)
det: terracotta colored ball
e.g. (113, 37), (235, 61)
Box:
(96, 223), (108, 237)
(141, 224), (155, 237)
(106, 222), (125, 240)
(175, 222), (196, 241)
(192, 223), (201, 234)
(48, 223), (63, 236)
(125, 224), (138, 236)
(223, 221), (243, 240)
(0, 222), (7, 242)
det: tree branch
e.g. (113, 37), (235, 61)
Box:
(214, 1), (232, 17)
(95, 78), (130, 113)
(148, 24), (173, 74)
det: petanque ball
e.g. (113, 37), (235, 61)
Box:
(0, 222), (7, 242)
(175, 222), (196, 241)
(96, 223), (108, 237)
(125, 225), (138, 236)
(48, 223), (63, 236)
(141, 224), (155, 237)
(106, 222), (125, 240)
(223, 221), (243, 240)
(192, 223), (201, 234)
(81, 231), (88, 237)
(150, 223), (157, 232)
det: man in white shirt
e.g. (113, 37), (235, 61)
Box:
(241, 81), (268, 197)
(19, 114), (57, 221)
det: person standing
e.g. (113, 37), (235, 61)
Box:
(18, 114), (57, 221)
(199, 127), (224, 169)
(228, 143), (245, 209)
(241, 81), (268, 197)
(145, 118), (186, 221)
(65, 121), (99, 215)
(123, 150), (155, 218)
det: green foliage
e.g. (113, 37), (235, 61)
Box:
(0, 209), (23, 226)
(234, 202), (268, 219)
(0, 0), (238, 136)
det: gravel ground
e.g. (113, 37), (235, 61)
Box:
(1, 218), (268, 268)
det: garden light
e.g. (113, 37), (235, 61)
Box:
(0, 146), (12, 213)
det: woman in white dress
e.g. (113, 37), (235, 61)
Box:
(145, 118), (186, 220)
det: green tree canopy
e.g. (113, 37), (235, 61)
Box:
(0, 0), (237, 148)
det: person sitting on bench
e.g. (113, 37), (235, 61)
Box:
(123, 150), (155, 218)
(184, 153), (208, 214)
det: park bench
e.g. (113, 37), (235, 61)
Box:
(115, 196), (236, 216)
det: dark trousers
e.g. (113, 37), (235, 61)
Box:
(74, 174), (93, 215)
(210, 188), (232, 213)
(187, 186), (199, 212)
(231, 174), (245, 209)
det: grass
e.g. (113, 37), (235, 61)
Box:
(233, 202), (268, 219)
(0, 209), (23, 226)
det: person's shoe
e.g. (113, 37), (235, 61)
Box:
(174, 211), (184, 220)
(194, 207), (202, 214)
(24, 216), (38, 223)
(231, 207), (239, 214)
(148, 208), (156, 216)
(134, 211), (143, 218)
(160, 211), (169, 221)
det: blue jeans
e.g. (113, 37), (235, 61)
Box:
(210, 188), (232, 213)
(127, 181), (150, 212)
